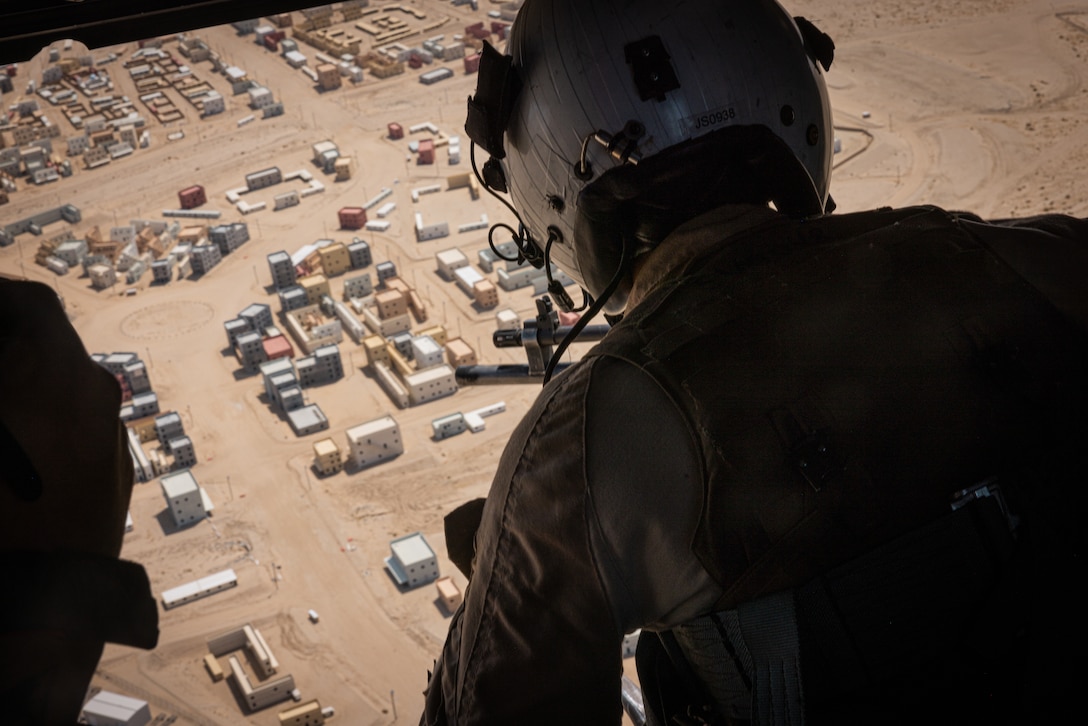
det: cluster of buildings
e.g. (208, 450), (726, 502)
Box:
(92, 350), (201, 483)
(264, 237), (470, 411)
(235, 1), (516, 89)
(258, 345), (344, 437)
(311, 139), (353, 179)
(181, 35), (287, 120)
(0, 97), (70, 186)
(226, 164), (325, 215)
(0, 202), (80, 248)
(128, 410), (199, 480)
(91, 351), (159, 423)
(28, 214), (249, 284)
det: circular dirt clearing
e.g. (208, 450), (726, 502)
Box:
(120, 300), (216, 340)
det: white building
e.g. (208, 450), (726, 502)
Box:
(385, 532), (439, 589)
(239, 302), (273, 332)
(169, 436), (197, 469)
(453, 266), (484, 296)
(260, 357), (295, 398)
(123, 360), (151, 394)
(436, 248), (469, 280)
(334, 301), (367, 343)
(202, 90), (225, 115)
(225, 317), (252, 348)
(414, 212), (450, 242)
(287, 404), (329, 436)
(346, 415), (402, 469)
(154, 411), (184, 445)
(209, 222), (250, 254)
(160, 469), (207, 527)
(81, 690), (151, 726)
(274, 190), (301, 210)
(161, 568), (237, 609)
(343, 273), (373, 299)
(411, 335), (444, 369)
(229, 657), (296, 713)
(125, 391), (160, 421)
(190, 243), (222, 275)
(405, 365), (457, 406)
(348, 239), (372, 268)
(235, 330), (267, 371)
(432, 412), (467, 440)
(66, 134), (89, 156)
(279, 285), (308, 312)
(267, 250), (297, 289)
(296, 344), (343, 386)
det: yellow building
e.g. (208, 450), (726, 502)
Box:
(363, 335), (391, 367)
(299, 274), (331, 305)
(318, 243), (350, 277)
(278, 699), (324, 726)
(312, 438), (343, 476)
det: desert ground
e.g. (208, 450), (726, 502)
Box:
(2, 0), (1086, 723)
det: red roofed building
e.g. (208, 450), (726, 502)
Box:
(339, 207), (367, 230)
(418, 138), (435, 164)
(178, 185), (206, 209)
(464, 22), (489, 40)
(263, 335), (294, 361)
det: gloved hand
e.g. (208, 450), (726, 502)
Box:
(0, 277), (157, 725)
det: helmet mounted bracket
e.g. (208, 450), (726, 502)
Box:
(624, 35), (681, 102)
(465, 41), (523, 161)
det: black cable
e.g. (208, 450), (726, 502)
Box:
(542, 228), (588, 314)
(471, 141), (541, 265)
(542, 240), (630, 384)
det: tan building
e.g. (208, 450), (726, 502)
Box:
(278, 700), (325, 726)
(299, 274), (331, 305)
(445, 338), (477, 367)
(375, 289), (408, 320)
(473, 279), (499, 309)
(312, 438), (343, 476)
(436, 576), (463, 612)
(318, 243), (350, 277)
(363, 335), (391, 367)
(316, 63), (341, 91)
(334, 156), (354, 181)
(178, 225), (207, 245)
(204, 654), (225, 682)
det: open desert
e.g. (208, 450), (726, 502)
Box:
(1, 1), (1086, 723)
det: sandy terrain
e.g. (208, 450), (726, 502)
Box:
(2, 1), (1087, 723)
